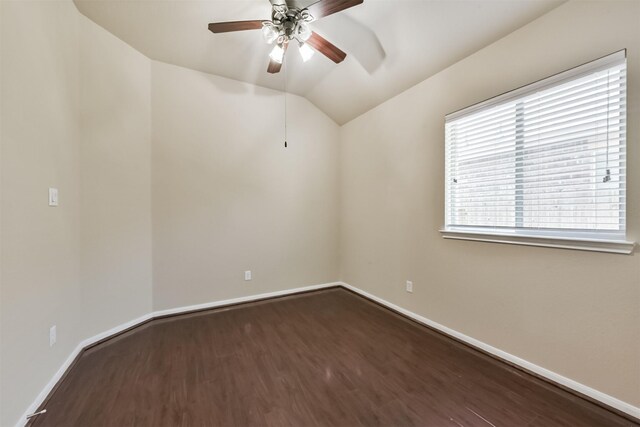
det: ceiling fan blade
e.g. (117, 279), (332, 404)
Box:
(208, 20), (264, 34)
(306, 32), (346, 63)
(321, 14), (385, 73)
(267, 43), (289, 74)
(306, 0), (363, 21)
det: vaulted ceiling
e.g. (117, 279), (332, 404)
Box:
(74, 0), (564, 124)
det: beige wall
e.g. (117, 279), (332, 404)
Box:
(1, 2), (82, 425)
(1, 1), (152, 425)
(79, 15), (152, 338)
(151, 61), (339, 310)
(339, 0), (640, 408)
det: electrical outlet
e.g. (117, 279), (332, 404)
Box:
(406, 281), (413, 293)
(244, 270), (252, 281)
(49, 325), (57, 347)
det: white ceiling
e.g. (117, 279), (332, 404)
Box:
(74, 0), (564, 124)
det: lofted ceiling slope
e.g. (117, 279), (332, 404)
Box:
(74, 0), (564, 125)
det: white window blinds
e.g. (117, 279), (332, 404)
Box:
(445, 51), (627, 241)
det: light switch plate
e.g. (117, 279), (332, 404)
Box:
(244, 270), (252, 281)
(48, 188), (59, 207)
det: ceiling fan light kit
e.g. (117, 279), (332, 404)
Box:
(269, 44), (286, 64)
(263, 7), (313, 64)
(263, 5), (313, 45)
(262, 24), (280, 44)
(208, 0), (363, 74)
(299, 43), (315, 62)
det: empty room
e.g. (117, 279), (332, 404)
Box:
(1, 0), (639, 426)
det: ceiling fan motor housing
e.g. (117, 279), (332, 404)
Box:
(265, 5), (314, 46)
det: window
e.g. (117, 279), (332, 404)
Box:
(443, 51), (634, 254)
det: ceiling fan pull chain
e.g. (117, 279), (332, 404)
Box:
(284, 54), (288, 148)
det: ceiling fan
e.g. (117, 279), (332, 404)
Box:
(208, 0), (364, 74)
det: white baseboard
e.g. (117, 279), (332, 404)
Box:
(16, 311), (153, 427)
(16, 281), (340, 427)
(339, 281), (640, 420)
(152, 282), (340, 318)
(18, 280), (639, 426)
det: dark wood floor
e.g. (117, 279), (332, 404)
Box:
(31, 288), (637, 427)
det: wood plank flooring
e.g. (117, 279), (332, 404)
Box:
(31, 288), (637, 427)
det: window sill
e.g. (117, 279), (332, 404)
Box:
(440, 229), (635, 255)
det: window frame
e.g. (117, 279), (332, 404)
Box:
(441, 50), (635, 254)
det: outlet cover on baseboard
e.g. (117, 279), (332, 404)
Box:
(406, 281), (413, 293)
